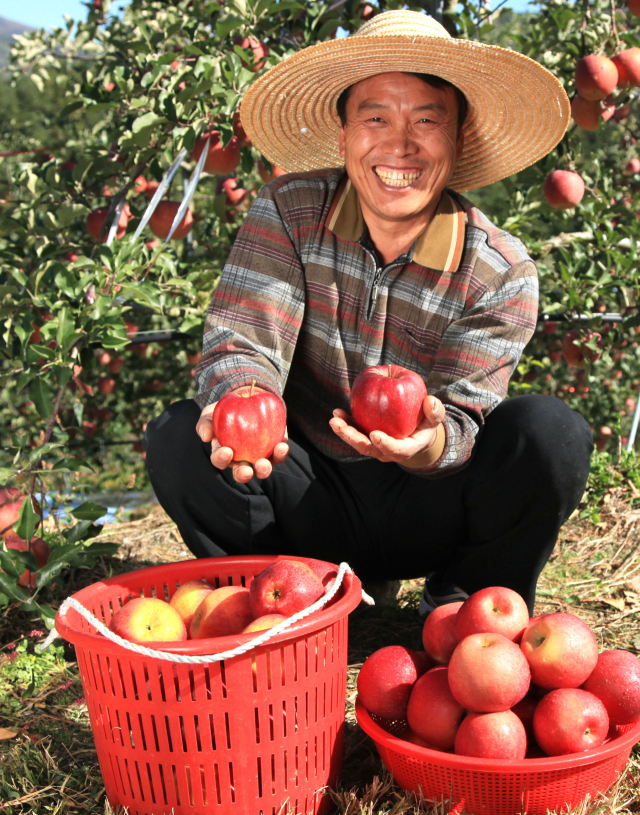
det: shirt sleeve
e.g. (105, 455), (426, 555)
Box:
(400, 259), (539, 479)
(194, 183), (306, 409)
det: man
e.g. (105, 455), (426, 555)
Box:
(144, 11), (593, 615)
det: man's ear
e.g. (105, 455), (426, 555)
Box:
(339, 126), (346, 159)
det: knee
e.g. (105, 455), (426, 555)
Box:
(144, 399), (204, 465)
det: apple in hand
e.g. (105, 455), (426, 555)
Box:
(520, 612), (598, 689)
(213, 381), (287, 464)
(190, 586), (254, 639)
(406, 666), (465, 751)
(350, 364), (427, 439)
(533, 688), (609, 756)
(357, 645), (429, 720)
(110, 597), (187, 643)
(448, 633), (531, 713)
(455, 710), (527, 759)
(421, 601), (463, 664)
(249, 559), (324, 617)
(169, 580), (216, 632)
(581, 649), (640, 725)
(455, 586), (529, 642)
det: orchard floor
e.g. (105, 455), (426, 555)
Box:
(1, 489), (639, 815)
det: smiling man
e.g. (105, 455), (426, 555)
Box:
(144, 11), (594, 616)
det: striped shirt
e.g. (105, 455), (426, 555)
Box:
(195, 169), (539, 477)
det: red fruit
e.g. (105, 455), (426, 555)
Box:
(258, 160), (288, 183)
(575, 54), (619, 101)
(543, 321), (557, 334)
(543, 170), (585, 209)
(350, 364), (427, 440)
(357, 645), (429, 720)
(422, 602), (463, 664)
(581, 650), (640, 725)
(249, 560), (323, 618)
(190, 586), (254, 639)
(304, 558), (339, 588)
(455, 710), (527, 759)
(97, 376), (116, 395)
(407, 666), (465, 750)
(232, 110), (250, 145)
(232, 35), (269, 71)
(213, 382), (287, 463)
(561, 329), (602, 367)
(625, 158), (640, 174)
(242, 613), (287, 633)
(511, 693), (539, 743)
(96, 350), (111, 366)
(190, 131), (241, 175)
(133, 176), (148, 194)
(630, 0), (640, 15)
(612, 48), (640, 89)
(533, 688), (609, 756)
(86, 205), (129, 242)
(108, 356), (124, 374)
(145, 181), (160, 199)
(186, 350), (202, 366)
(110, 597), (187, 644)
(148, 201), (193, 240)
(0, 491), (40, 538)
(571, 96), (601, 130)
(601, 97), (616, 122)
(3, 535), (50, 589)
(599, 425), (613, 437)
(217, 177), (249, 207)
(455, 586), (529, 643)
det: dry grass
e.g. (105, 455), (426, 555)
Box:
(0, 489), (639, 815)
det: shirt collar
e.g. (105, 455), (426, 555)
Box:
(326, 176), (467, 273)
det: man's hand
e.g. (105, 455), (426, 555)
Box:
(196, 399), (289, 483)
(329, 394), (446, 466)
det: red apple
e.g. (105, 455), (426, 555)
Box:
(625, 158), (640, 174)
(0, 488), (23, 537)
(232, 35), (269, 71)
(258, 160), (288, 183)
(86, 205), (130, 242)
(232, 110), (250, 145)
(304, 558), (339, 589)
(455, 710), (527, 759)
(149, 201), (193, 240)
(421, 601), (463, 664)
(350, 364), (427, 440)
(543, 170), (585, 209)
(612, 48), (640, 89)
(357, 645), (429, 720)
(455, 586), (529, 642)
(97, 376), (116, 395)
(110, 597), (187, 643)
(4, 535), (51, 589)
(108, 356), (123, 374)
(242, 613), (287, 633)
(190, 585), (253, 639)
(571, 96), (601, 130)
(511, 693), (539, 743)
(402, 729), (438, 749)
(630, 0), (640, 16)
(406, 666), (466, 751)
(169, 579), (216, 633)
(561, 329), (602, 367)
(520, 612), (599, 689)
(190, 131), (241, 175)
(533, 688), (609, 756)
(448, 633), (531, 713)
(249, 559), (323, 618)
(575, 54), (618, 101)
(581, 649), (640, 725)
(213, 381), (287, 464)
(217, 177), (248, 207)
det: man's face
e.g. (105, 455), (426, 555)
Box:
(338, 72), (464, 225)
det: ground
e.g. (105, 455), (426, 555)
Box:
(0, 488), (639, 815)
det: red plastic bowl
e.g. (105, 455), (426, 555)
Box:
(356, 697), (640, 815)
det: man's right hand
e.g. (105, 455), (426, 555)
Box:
(196, 401), (289, 484)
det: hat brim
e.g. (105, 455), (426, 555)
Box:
(240, 35), (570, 192)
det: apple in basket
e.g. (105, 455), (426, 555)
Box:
(422, 601), (463, 664)
(520, 612), (599, 689)
(455, 586), (529, 642)
(109, 597), (187, 644)
(406, 666), (465, 751)
(357, 645), (432, 721)
(455, 710), (527, 759)
(190, 586), (254, 639)
(249, 560), (324, 617)
(581, 650), (640, 725)
(533, 688), (609, 756)
(170, 579), (216, 631)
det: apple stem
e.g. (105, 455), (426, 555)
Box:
(250, 379), (255, 397)
(387, 364), (392, 378)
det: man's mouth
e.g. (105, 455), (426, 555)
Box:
(374, 167), (422, 188)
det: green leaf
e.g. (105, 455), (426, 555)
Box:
(13, 496), (40, 542)
(132, 112), (165, 133)
(0, 548), (23, 580)
(30, 377), (53, 420)
(60, 100), (84, 118)
(51, 458), (94, 474)
(70, 501), (107, 522)
(0, 572), (28, 602)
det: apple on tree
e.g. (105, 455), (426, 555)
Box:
(350, 364), (427, 440)
(3, 535), (51, 589)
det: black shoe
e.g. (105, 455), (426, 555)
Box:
(418, 572), (468, 617)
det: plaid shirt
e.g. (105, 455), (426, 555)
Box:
(195, 169), (539, 477)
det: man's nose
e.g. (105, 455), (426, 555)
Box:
(384, 126), (420, 156)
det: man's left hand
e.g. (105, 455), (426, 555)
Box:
(329, 394), (446, 465)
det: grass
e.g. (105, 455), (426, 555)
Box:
(0, 470), (639, 815)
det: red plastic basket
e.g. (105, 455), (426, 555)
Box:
(55, 555), (363, 815)
(356, 697), (640, 815)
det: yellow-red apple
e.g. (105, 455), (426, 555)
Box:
(421, 601), (463, 664)
(357, 645), (429, 720)
(571, 96), (601, 130)
(533, 688), (609, 755)
(109, 597), (187, 643)
(448, 633), (531, 712)
(406, 666), (465, 751)
(612, 47), (640, 89)
(242, 613), (287, 633)
(455, 586), (529, 642)
(189, 585), (253, 639)
(169, 580), (216, 632)
(581, 649), (640, 725)
(520, 612), (599, 689)
(575, 54), (618, 100)
(455, 710), (527, 759)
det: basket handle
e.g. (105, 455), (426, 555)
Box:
(38, 561), (374, 663)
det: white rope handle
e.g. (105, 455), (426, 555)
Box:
(38, 562), (374, 663)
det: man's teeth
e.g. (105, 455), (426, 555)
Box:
(375, 168), (421, 187)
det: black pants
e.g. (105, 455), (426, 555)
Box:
(144, 395), (593, 614)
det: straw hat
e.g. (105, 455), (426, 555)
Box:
(240, 11), (570, 192)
